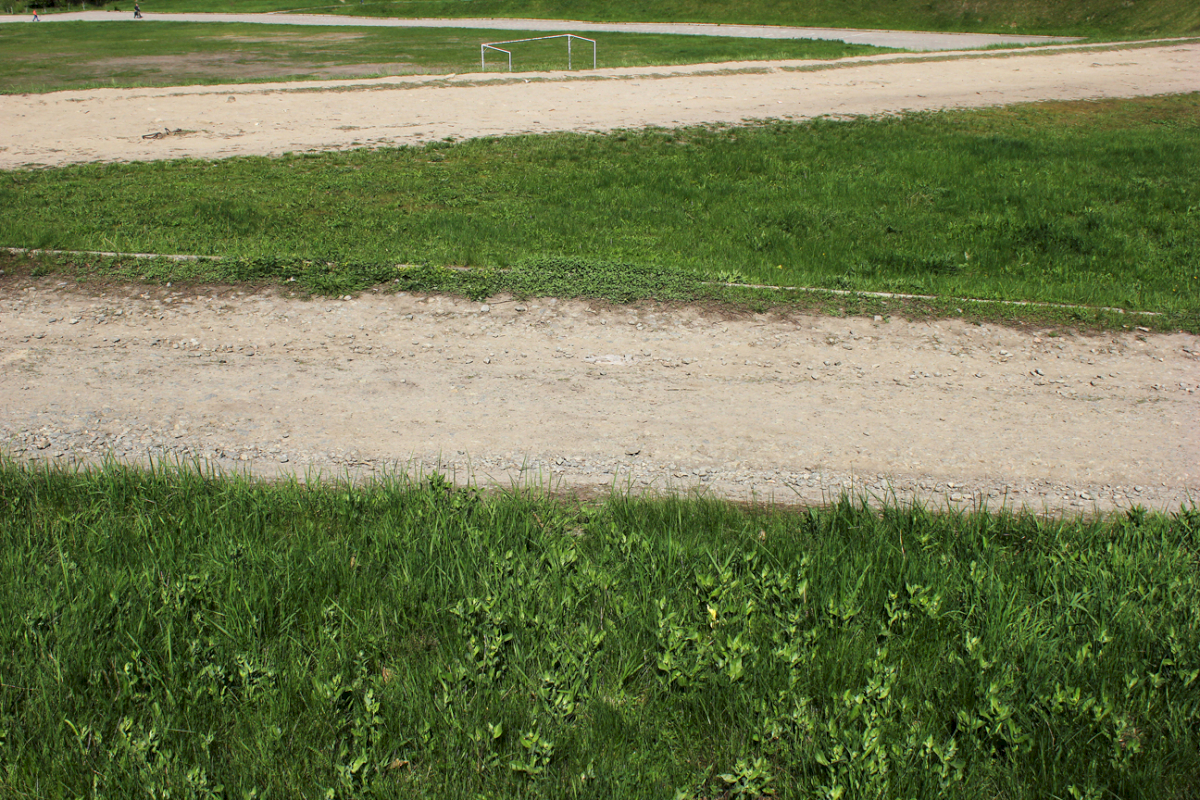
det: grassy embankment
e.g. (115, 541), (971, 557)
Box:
(26, 0), (1200, 38)
(0, 21), (891, 94)
(2, 459), (1198, 798)
(4, 94), (1199, 330)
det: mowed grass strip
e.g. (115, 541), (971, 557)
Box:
(6, 94), (1199, 316)
(38, 0), (1200, 38)
(2, 459), (1198, 797)
(0, 21), (891, 94)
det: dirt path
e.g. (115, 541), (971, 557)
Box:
(0, 10), (1078, 50)
(2, 279), (1196, 512)
(3, 41), (1197, 169)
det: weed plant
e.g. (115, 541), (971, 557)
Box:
(5, 95), (1199, 319)
(1, 459), (1198, 797)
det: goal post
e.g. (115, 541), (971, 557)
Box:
(481, 34), (597, 72)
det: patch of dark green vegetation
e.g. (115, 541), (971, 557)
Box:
(34, 0), (1200, 38)
(1, 459), (1198, 797)
(0, 21), (890, 94)
(4, 94), (1198, 325)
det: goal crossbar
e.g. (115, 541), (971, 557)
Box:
(481, 34), (597, 72)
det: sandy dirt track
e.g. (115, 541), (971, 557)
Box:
(2, 281), (1197, 512)
(3, 41), (1198, 169)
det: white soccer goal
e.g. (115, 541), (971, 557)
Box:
(480, 34), (597, 72)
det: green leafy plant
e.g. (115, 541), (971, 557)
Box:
(718, 757), (776, 797)
(509, 729), (555, 778)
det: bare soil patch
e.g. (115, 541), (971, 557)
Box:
(209, 32), (370, 42)
(79, 53), (420, 82)
(2, 278), (1196, 512)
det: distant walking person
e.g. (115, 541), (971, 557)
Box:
(134, 1), (142, 18)
(31, 8), (39, 20)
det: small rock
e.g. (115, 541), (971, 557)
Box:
(625, 446), (641, 456)
(279, 455), (289, 463)
(873, 315), (883, 322)
(69, 318), (80, 325)
(515, 305), (527, 312)
(480, 304), (491, 313)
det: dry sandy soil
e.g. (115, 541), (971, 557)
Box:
(2, 40), (1198, 169)
(2, 279), (1197, 512)
(2, 39), (1198, 511)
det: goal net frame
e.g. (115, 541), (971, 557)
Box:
(481, 34), (597, 72)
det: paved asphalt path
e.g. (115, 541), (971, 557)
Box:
(1, 10), (1079, 51)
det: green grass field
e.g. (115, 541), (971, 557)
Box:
(5, 7), (1199, 795)
(27, 0), (1200, 38)
(5, 2), (1198, 796)
(5, 94), (1199, 326)
(0, 21), (891, 94)
(2, 459), (1197, 798)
